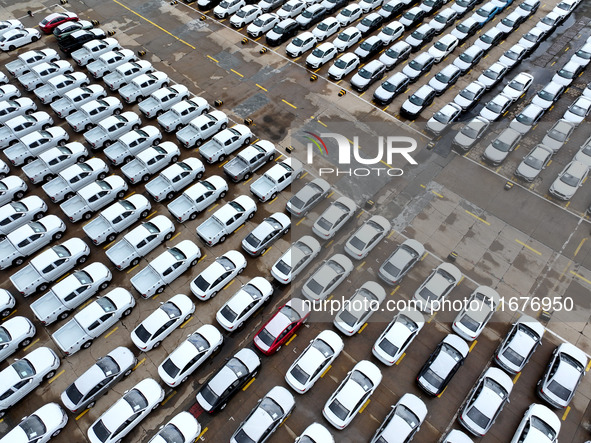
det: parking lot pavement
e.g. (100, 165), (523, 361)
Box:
(1, 0), (591, 441)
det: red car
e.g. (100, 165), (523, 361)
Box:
(39, 12), (78, 33)
(253, 298), (311, 355)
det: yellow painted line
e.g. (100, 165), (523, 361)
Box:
(327, 294), (334, 301)
(431, 190), (443, 198)
(112, 0), (196, 49)
(146, 210), (157, 219)
(586, 360), (591, 372)
(198, 254), (207, 263)
(198, 428), (208, 439)
(207, 203), (219, 212)
(256, 83), (267, 92)
(127, 264), (139, 274)
(420, 252), (429, 262)
(321, 365), (332, 378)
(244, 177), (253, 184)
(562, 406), (571, 420)
(318, 120), (328, 128)
(356, 261), (366, 271)
(437, 386), (447, 398)
(282, 99), (297, 109)
(231, 69), (244, 78)
(383, 106), (389, 112)
(427, 312), (437, 324)
(234, 224), (244, 233)
(242, 378), (255, 391)
(293, 56), (301, 62)
(162, 390), (177, 406)
(296, 217), (306, 226)
(104, 326), (119, 338)
(327, 240), (334, 247)
(176, 313), (193, 328)
(396, 353), (406, 365)
(465, 210), (490, 225)
(133, 357), (146, 371)
(327, 191), (334, 198)
(356, 210), (364, 218)
(207, 55), (219, 63)
(575, 238), (587, 256)
(513, 372), (521, 384)
(469, 340), (477, 352)
(275, 155), (284, 162)
(515, 239), (542, 256)
(570, 271), (591, 286)
(387, 230), (395, 239)
(255, 36), (262, 41)
(3, 309), (15, 319)
(223, 280), (235, 291)
(420, 184), (426, 188)
(75, 409), (90, 420)
(268, 196), (278, 204)
(358, 323), (368, 334)
(566, 201), (571, 208)
(23, 338), (39, 352)
(48, 369), (65, 384)
(103, 239), (116, 250)
(359, 399), (370, 413)
(169, 232), (181, 242)
(458, 276), (464, 285)
(219, 159), (229, 168)
(391, 285), (400, 296)
(125, 191), (135, 198)
(300, 172), (308, 179)
(55, 272), (70, 283)
(286, 333), (297, 346)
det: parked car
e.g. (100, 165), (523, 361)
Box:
(532, 81), (565, 110)
(287, 178), (330, 217)
(402, 52), (435, 82)
(413, 263), (462, 312)
(278, 0), (305, 18)
(477, 61), (508, 89)
(542, 119), (575, 153)
(87, 378), (164, 443)
(51, 84), (106, 118)
(453, 45), (485, 74)
(30, 262), (111, 325)
(121, 142), (180, 184)
(271, 235), (321, 283)
(498, 43), (528, 69)
(370, 394), (427, 442)
(474, 27), (505, 52)
(103, 60), (154, 90)
(344, 215), (390, 259)
(157, 96), (210, 132)
(451, 17), (479, 42)
(454, 81), (486, 111)
(42, 158), (109, 203)
(518, 26), (547, 50)
(502, 72), (534, 101)
(286, 31), (317, 56)
(223, 141), (276, 182)
(479, 94), (514, 122)
(0, 196), (47, 237)
(373, 72), (409, 105)
(495, 315), (545, 374)
(515, 144), (553, 182)
(216, 277), (274, 331)
(426, 102), (462, 138)
(196, 195), (257, 246)
(4, 127), (69, 167)
(254, 298), (311, 354)
(58, 29), (107, 54)
(301, 253), (354, 301)
(148, 412), (201, 443)
(53, 19), (93, 39)
(231, 5), (263, 27)
(6, 48), (59, 76)
(417, 334), (469, 395)
(87, 49), (137, 79)
(247, 13), (280, 37)
(357, 12), (384, 35)
(336, 4), (362, 26)
(0, 316), (35, 362)
(0, 28), (41, 52)
(23, 142), (88, 184)
(378, 239), (424, 285)
(119, 71), (170, 104)
(306, 42), (338, 68)
(379, 41), (412, 69)
(104, 126), (162, 166)
(39, 11), (78, 33)
(60, 346), (136, 412)
(459, 367), (513, 436)
(405, 24), (437, 52)
(84, 112), (141, 150)
(400, 7), (426, 28)
(453, 286), (500, 340)
(66, 97), (123, 133)
(0, 176), (26, 206)
(563, 96), (591, 125)
(145, 158), (204, 202)
(71, 37), (120, 67)
(351, 59), (387, 91)
(333, 27), (361, 52)
(242, 212), (291, 257)
(33, 72), (89, 104)
(510, 404), (560, 443)
(131, 293), (195, 351)
(323, 360), (382, 429)
(131, 240), (201, 298)
(176, 110), (229, 148)
(0, 84), (20, 101)
(190, 250), (247, 300)
(0, 97), (36, 125)
(51, 288), (134, 356)
(373, 309), (424, 365)
(510, 103), (545, 134)
(549, 160), (588, 201)
(199, 124), (253, 164)
(0, 347), (60, 418)
(0, 402), (68, 443)
(60, 176), (127, 222)
(430, 8), (458, 31)
(158, 323), (222, 387)
(167, 175), (228, 222)
(139, 85), (190, 119)
(196, 348), (260, 412)
(334, 281), (386, 335)
(250, 157), (303, 202)
(0, 112), (54, 148)
(296, 5), (327, 30)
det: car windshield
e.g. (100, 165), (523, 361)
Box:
(487, 100), (504, 114)
(272, 24), (286, 33)
(434, 41), (449, 51)
(382, 80), (399, 93)
(569, 104), (587, 116)
(459, 52), (475, 63)
(501, 17), (515, 26)
(219, 0), (230, 7)
(433, 111), (452, 124)
(328, 399), (350, 420)
(257, 328), (276, 346)
(524, 32), (538, 42)
(220, 305), (238, 322)
(290, 364), (310, 383)
(538, 88), (558, 100)
(382, 26), (398, 35)
(169, 247), (187, 261)
(483, 68), (500, 80)
(0, 327), (9, 345)
(492, 137), (511, 152)
(65, 382), (84, 404)
(561, 171), (580, 187)
(481, 33), (496, 44)
(161, 301), (181, 318)
(97, 356), (120, 377)
(385, 47), (402, 58)
(435, 13), (449, 22)
(410, 30), (425, 39)
(530, 416), (558, 440)
(123, 389), (149, 411)
(524, 151), (544, 169)
(358, 68), (373, 79)
(158, 424), (185, 443)
(253, 17), (265, 26)
(236, 8), (249, 17)
(408, 60), (425, 71)
(457, 23), (471, 33)
(460, 87), (477, 100)
(161, 358), (180, 378)
(351, 369), (373, 390)
(312, 48), (326, 57)
(396, 404), (421, 429)
(338, 32), (352, 41)
(509, 80), (526, 91)
(409, 94), (425, 106)
(379, 337), (398, 355)
(20, 415), (47, 439)
(516, 112), (535, 124)
(302, 9), (314, 18)
(317, 22), (330, 31)
(504, 49), (519, 60)
(435, 72), (451, 83)
(134, 324), (152, 342)
(541, 16), (555, 25)
(548, 125), (569, 141)
(575, 48), (591, 60)
(97, 297), (117, 313)
(461, 123), (482, 138)
(559, 68), (575, 79)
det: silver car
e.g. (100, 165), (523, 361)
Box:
(286, 178), (331, 217)
(378, 239), (424, 285)
(344, 215), (391, 259)
(453, 286), (500, 341)
(413, 263), (462, 313)
(312, 196), (357, 239)
(302, 253), (354, 301)
(241, 212), (291, 257)
(271, 235), (321, 284)
(514, 144), (552, 182)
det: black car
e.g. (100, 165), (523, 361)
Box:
(416, 334), (469, 396)
(354, 36), (384, 61)
(58, 29), (107, 54)
(266, 19), (299, 46)
(357, 12), (384, 36)
(196, 348), (260, 413)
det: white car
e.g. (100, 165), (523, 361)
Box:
(87, 378), (165, 443)
(71, 37), (121, 67)
(0, 196), (47, 237)
(429, 8), (458, 32)
(131, 294), (195, 351)
(453, 286), (500, 341)
(429, 34), (459, 63)
(0, 289), (15, 318)
(453, 81), (486, 111)
(498, 43), (528, 69)
(459, 367), (513, 436)
(247, 13), (280, 37)
(413, 263), (462, 312)
(334, 281), (386, 336)
(84, 111), (142, 150)
(242, 212), (290, 256)
(0, 84), (20, 101)
(0, 112), (54, 148)
(217, 277), (274, 331)
(532, 82), (566, 111)
(22, 142), (88, 184)
(479, 93), (513, 122)
(286, 31), (317, 57)
(285, 330), (344, 393)
(344, 215), (390, 259)
(377, 20), (405, 44)
(176, 110), (229, 148)
(119, 71), (170, 104)
(158, 324), (223, 387)
(306, 42), (338, 68)
(0, 28), (40, 51)
(563, 96), (591, 125)
(230, 386), (295, 443)
(328, 52), (360, 80)
(378, 239), (424, 285)
(495, 314), (545, 374)
(278, 0), (305, 18)
(250, 157), (303, 202)
(103, 60), (154, 90)
(139, 84), (190, 119)
(0, 215), (66, 269)
(302, 253), (354, 301)
(104, 125), (162, 166)
(199, 124), (253, 164)
(0, 176), (27, 206)
(19, 60), (73, 91)
(191, 250), (247, 300)
(502, 72), (534, 101)
(552, 61), (584, 86)
(542, 119), (575, 153)
(370, 394), (427, 443)
(4, 127), (69, 167)
(312, 196), (356, 239)
(0, 316), (35, 362)
(443, 430), (474, 443)
(312, 17), (340, 41)
(147, 412), (201, 443)
(570, 42), (591, 67)
(167, 175), (228, 222)
(131, 240), (201, 299)
(295, 423), (334, 443)
(0, 347), (60, 417)
(196, 195), (257, 245)
(0, 98), (36, 125)
(323, 360), (382, 429)
(510, 404), (560, 443)
(215, 0), (246, 18)
(145, 157), (205, 201)
(0, 402), (68, 443)
(157, 96), (209, 132)
(426, 102), (462, 136)
(477, 62), (508, 89)
(549, 160), (588, 201)
(66, 97), (123, 132)
(230, 5), (263, 27)
(359, 0), (384, 12)
(87, 49), (137, 79)
(379, 41), (412, 69)
(121, 142), (180, 184)
(509, 103), (545, 134)
(0, 20), (24, 38)
(271, 235), (321, 283)
(33, 72), (89, 104)
(51, 84), (106, 118)
(60, 175), (128, 222)
(336, 4), (362, 25)
(373, 309), (424, 365)
(6, 48), (58, 76)
(333, 27), (362, 52)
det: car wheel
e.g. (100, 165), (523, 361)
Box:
(132, 124), (140, 130)
(238, 266), (245, 274)
(77, 255), (88, 265)
(156, 286), (165, 294)
(58, 311), (70, 321)
(78, 155), (87, 162)
(171, 155), (179, 163)
(166, 192), (174, 200)
(190, 258), (198, 266)
(157, 110), (163, 117)
(24, 156), (35, 164)
(124, 156), (133, 164)
(210, 291), (218, 299)
(8, 45), (15, 51)
(195, 139), (203, 147)
(152, 402), (160, 411)
(52, 231), (64, 241)
(259, 248), (266, 256)
(85, 123), (93, 131)
(51, 429), (62, 438)
(12, 257), (24, 267)
(189, 212), (198, 220)
(141, 209), (149, 218)
(82, 212), (93, 221)
(219, 191), (227, 199)
(86, 401), (96, 409)
(34, 211), (45, 220)
(117, 190), (125, 199)
(221, 122), (227, 130)
(270, 192), (277, 201)
(107, 233), (116, 243)
(98, 172), (107, 180)
(248, 211), (255, 220)
(0, 410), (6, 419)
(130, 257), (140, 267)
(32, 36), (39, 42)
(19, 338), (32, 348)
(219, 235), (226, 243)
(137, 95), (144, 103)
(154, 138), (162, 145)
(164, 232), (173, 241)
(15, 191), (24, 199)
(114, 108), (121, 115)
(64, 192), (75, 200)
(37, 283), (48, 293)
(181, 376), (188, 384)
(122, 308), (132, 317)
(123, 368), (133, 377)
(196, 171), (204, 179)
(184, 314), (192, 321)
(176, 124), (182, 132)
(283, 227), (290, 235)
(0, 308), (12, 318)
(99, 281), (109, 290)
(243, 172), (251, 181)
(103, 140), (111, 148)
(153, 341), (161, 349)
(218, 154), (226, 163)
(243, 137), (251, 146)
(142, 174), (150, 182)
